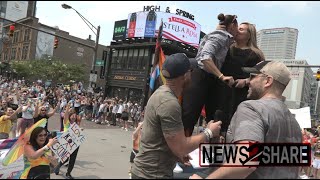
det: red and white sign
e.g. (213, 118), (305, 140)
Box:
(126, 11), (201, 48)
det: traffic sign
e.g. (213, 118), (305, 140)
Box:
(95, 59), (104, 66)
(89, 73), (97, 82)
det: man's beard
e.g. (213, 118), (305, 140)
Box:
(247, 86), (263, 100)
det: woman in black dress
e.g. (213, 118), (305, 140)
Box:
(216, 22), (265, 133)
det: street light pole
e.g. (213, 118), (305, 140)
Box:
(92, 25), (100, 72)
(62, 3), (100, 90)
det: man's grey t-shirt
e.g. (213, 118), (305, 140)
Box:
(131, 86), (184, 179)
(226, 98), (302, 179)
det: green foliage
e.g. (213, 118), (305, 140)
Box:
(11, 58), (87, 84)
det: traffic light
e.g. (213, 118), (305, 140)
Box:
(316, 69), (320, 81)
(9, 25), (15, 37)
(54, 37), (59, 49)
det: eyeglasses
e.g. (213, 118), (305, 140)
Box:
(38, 133), (47, 138)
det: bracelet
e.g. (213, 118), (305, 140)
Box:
(204, 128), (213, 139)
(43, 145), (50, 151)
(218, 74), (224, 80)
(203, 130), (210, 142)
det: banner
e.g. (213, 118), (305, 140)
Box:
(50, 123), (86, 163)
(113, 20), (128, 40)
(289, 107), (311, 129)
(126, 11), (201, 48)
(5, 1), (28, 21)
(0, 139), (24, 179)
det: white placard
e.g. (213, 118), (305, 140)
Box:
(50, 123), (85, 163)
(289, 107), (312, 129)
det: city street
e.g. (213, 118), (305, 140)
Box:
(47, 114), (133, 179)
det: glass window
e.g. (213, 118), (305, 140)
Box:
(122, 49), (128, 69)
(3, 49), (9, 61)
(24, 29), (31, 41)
(142, 48), (149, 70)
(111, 50), (118, 69)
(132, 49), (139, 70)
(11, 48), (16, 60)
(13, 31), (19, 43)
(138, 49), (144, 70)
(22, 45), (29, 60)
(117, 50), (123, 69)
(127, 49), (134, 69)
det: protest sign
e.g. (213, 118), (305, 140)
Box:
(50, 123), (85, 163)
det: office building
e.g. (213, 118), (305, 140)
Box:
(257, 28), (298, 59)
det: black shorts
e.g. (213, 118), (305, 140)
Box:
(116, 113), (121, 118)
(122, 116), (129, 121)
(130, 149), (139, 163)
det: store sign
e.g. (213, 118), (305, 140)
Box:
(126, 11), (201, 48)
(143, 6), (194, 20)
(114, 75), (137, 81)
(113, 20), (128, 40)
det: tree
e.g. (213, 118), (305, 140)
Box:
(11, 58), (87, 84)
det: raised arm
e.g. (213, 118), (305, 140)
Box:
(48, 101), (61, 117)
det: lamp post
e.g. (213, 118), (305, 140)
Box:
(62, 3), (100, 88)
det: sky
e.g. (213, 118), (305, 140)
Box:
(36, 1), (320, 70)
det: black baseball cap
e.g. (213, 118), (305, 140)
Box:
(162, 53), (191, 79)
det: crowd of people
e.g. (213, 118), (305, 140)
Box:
(0, 77), (144, 179)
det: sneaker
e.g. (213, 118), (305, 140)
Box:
(122, 127), (125, 130)
(300, 175), (309, 179)
(101, 122), (106, 125)
(91, 119), (95, 122)
(173, 163), (183, 173)
(53, 166), (60, 175)
(125, 128), (128, 131)
(66, 173), (74, 179)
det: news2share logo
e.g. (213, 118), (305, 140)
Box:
(199, 143), (311, 167)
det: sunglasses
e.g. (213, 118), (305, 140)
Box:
(249, 73), (268, 80)
(38, 133), (47, 138)
(41, 109), (46, 111)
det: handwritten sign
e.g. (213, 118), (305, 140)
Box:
(50, 123), (86, 163)
(0, 139), (24, 179)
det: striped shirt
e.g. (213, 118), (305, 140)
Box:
(196, 30), (234, 71)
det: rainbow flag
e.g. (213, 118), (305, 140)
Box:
(148, 19), (166, 97)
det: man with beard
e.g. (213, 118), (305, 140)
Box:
(131, 53), (222, 179)
(190, 61), (302, 179)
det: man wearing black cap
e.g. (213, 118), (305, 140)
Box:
(190, 61), (302, 179)
(131, 53), (222, 179)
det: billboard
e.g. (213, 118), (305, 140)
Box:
(5, 1), (28, 21)
(113, 20), (127, 40)
(126, 11), (201, 48)
(35, 27), (55, 59)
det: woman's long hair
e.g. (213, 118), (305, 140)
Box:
(29, 127), (48, 150)
(231, 22), (265, 61)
